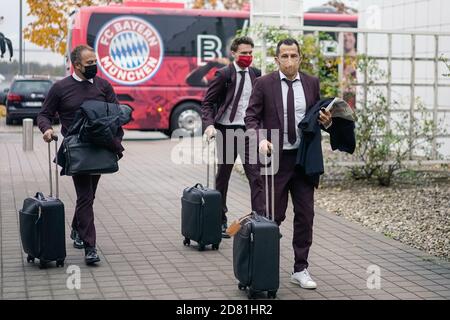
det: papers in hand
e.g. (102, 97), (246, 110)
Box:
(326, 97), (356, 122)
(324, 97), (339, 112)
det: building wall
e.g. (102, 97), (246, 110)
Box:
(360, 0), (450, 32)
(358, 0), (450, 158)
(250, 0), (303, 28)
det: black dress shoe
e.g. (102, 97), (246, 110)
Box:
(222, 223), (230, 239)
(85, 246), (100, 265)
(70, 229), (84, 249)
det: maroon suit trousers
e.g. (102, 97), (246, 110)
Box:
(71, 174), (101, 247)
(267, 150), (315, 272)
(215, 124), (265, 223)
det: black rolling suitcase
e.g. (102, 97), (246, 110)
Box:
(19, 136), (66, 269)
(181, 140), (222, 251)
(233, 158), (280, 299)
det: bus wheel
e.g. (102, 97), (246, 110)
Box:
(171, 102), (202, 137)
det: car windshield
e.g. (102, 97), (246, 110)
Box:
(12, 80), (52, 94)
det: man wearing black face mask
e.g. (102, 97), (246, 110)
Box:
(37, 45), (121, 265)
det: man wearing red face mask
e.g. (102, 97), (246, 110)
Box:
(202, 36), (264, 238)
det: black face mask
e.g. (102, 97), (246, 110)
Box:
(81, 64), (97, 80)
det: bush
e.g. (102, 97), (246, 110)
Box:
(351, 56), (442, 186)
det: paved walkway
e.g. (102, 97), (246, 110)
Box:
(0, 122), (449, 300)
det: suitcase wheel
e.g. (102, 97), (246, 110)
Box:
(198, 244), (205, 251)
(212, 244), (219, 250)
(56, 260), (65, 268)
(183, 238), (191, 246)
(267, 290), (277, 299)
(238, 283), (246, 291)
(26, 255), (35, 263)
(39, 260), (48, 269)
(247, 289), (256, 300)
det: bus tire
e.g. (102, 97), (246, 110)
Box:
(170, 102), (202, 137)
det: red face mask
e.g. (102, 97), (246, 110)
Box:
(236, 55), (253, 68)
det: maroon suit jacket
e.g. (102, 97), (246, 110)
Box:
(202, 63), (259, 129)
(245, 71), (321, 160)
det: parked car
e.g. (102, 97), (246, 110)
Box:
(5, 76), (56, 125)
(0, 88), (7, 106)
(0, 81), (8, 105)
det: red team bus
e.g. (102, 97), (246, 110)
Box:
(67, 1), (357, 135)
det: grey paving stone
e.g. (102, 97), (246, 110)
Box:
(1, 133), (449, 300)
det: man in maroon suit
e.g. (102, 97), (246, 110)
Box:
(245, 38), (332, 289)
(202, 36), (265, 238)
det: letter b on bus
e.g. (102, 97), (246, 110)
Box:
(197, 35), (222, 66)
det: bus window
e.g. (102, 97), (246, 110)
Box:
(87, 13), (245, 86)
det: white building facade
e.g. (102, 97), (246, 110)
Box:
(358, 0), (450, 158)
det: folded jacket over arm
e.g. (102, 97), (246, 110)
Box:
(296, 98), (356, 188)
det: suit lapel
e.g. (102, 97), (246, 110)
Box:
(271, 72), (284, 129)
(249, 67), (256, 85)
(300, 72), (313, 111)
(225, 64), (237, 106)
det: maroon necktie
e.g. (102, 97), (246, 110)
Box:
(282, 78), (298, 145)
(229, 71), (246, 123)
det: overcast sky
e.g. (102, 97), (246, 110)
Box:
(0, 0), (65, 66)
(0, 0), (358, 66)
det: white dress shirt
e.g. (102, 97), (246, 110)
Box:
(218, 61), (252, 126)
(279, 71), (307, 150)
(72, 72), (94, 84)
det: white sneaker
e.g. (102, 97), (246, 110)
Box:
(290, 269), (317, 289)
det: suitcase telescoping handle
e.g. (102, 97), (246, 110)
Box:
(226, 147), (276, 237)
(206, 138), (217, 189)
(47, 135), (59, 199)
(264, 150), (275, 222)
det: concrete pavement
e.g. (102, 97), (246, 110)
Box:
(0, 121), (449, 300)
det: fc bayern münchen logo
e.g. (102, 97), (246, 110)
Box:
(95, 16), (164, 85)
